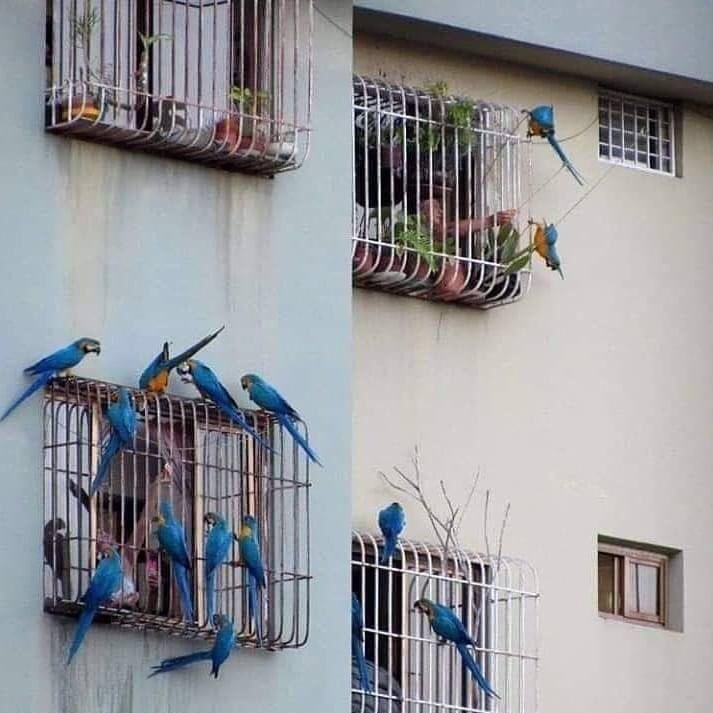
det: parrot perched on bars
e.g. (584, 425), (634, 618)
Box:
(43, 517), (71, 600)
(378, 502), (406, 565)
(148, 614), (236, 679)
(153, 501), (194, 622)
(91, 387), (138, 496)
(139, 326), (225, 394)
(238, 514), (266, 642)
(204, 511), (235, 626)
(66, 545), (123, 664)
(351, 593), (373, 692)
(414, 598), (499, 700)
(0, 338), (101, 422)
(177, 360), (273, 453)
(526, 105), (584, 185)
(532, 220), (564, 279)
(240, 373), (322, 466)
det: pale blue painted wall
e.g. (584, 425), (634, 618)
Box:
(355, 0), (713, 85)
(0, 2), (352, 712)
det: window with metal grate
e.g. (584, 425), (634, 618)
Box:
(45, 1), (313, 175)
(351, 532), (539, 713)
(598, 90), (676, 176)
(42, 377), (311, 649)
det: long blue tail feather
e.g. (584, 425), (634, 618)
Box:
(456, 642), (499, 699)
(380, 534), (398, 565)
(91, 433), (121, 495)
(547, 135), (584, 185)
(148, 650), (212, 677)
(226, 405), (276, 454)
(206, 570), (216, 625)
(352, 635), (373, 692)
(279, 414), (322, 466)
(1, 371), (54, 422)
(174, 563), (194, 622)
(248, 575), (263, 642)
(66, 605), (97, 664)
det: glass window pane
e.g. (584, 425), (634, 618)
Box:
(630, 563), (660, 616)
(598, 553), (616, 613)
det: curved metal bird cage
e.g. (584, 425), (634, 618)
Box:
(352, 76), (533, 309)
(351, 531), (539, 713)
(45, 1), (313, 175)
(43, 377), (311, 650)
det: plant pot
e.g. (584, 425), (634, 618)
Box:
(352, 241), (376, 277)
(61, 94), (101, 122)
(213, 117), (267, 153)
(432, 258), (468, 300)
(403, 251), (433, 285)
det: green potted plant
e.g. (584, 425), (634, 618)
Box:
(63, 2), (102, 121)
(214, 87), (270, 153)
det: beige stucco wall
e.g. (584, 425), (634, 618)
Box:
(353, 33), (713, 713)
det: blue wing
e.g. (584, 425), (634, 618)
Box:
(139, 346), (168, 389)
(546, 134), (584, 185)
(239, 536), (265, 587)
(25, 344), (82, 375)
(251, 380), (298, 418)
(148, 650), (212, 677)
(277, 413), (322, 465)
(210, 624), (236, 677)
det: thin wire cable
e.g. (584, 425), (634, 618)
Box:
(555, 163), (616, 227)
(558, 113), (599, 143)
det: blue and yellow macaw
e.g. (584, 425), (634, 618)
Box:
(527, 105), (584, 185)
(414, 598), (499, 700)
(139, 326), (225, 394)
(1, 338), (101, 422)
(241, 373), (322, 465)
(91, 387), (137, 496)
(177, 360), (273, 452)
(204, 511), (235, 625)
(148, 614), (236, 679)
(238, 514), (266, 641)
(153, 501), (194, 622)
(378, 502), (406, 565)
(532, 219), (564, 279)
(352, 593), (373, 692)
(66, 544), (123, 664)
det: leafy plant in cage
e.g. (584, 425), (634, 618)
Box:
(393, 216), (436, 270)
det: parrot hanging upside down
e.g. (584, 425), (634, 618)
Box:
(91, 387), (138, 496)
(148, 614), (237, 679)
(153, 501), (194, 622)
(414, 598), (499, 700)
(66, 544), (123, 664)
(177, 360), (273, 453)
(240, 373), (322, 466)
(139, 326), (225, 394)
(1, 338), (101, 422)
(378, 502), (406, 565)
(526, 105), (584, 186)
(204, 511), (235, 626)
(531, 219), (564, 279)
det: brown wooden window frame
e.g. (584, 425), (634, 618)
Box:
(598, 542), (668, 628)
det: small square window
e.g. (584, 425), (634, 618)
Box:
(598, 90), (677, 176)
(597, 538), (676, 628)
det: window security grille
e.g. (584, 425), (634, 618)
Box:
(598, 91), (675, 176)
(43, 377), (310, 649)
(46, 1), (313, 175)
(352, 76), (532, 309)
(351, 532), (539, 713)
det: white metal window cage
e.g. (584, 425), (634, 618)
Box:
(598, 90), (675, 176)
(351, 531), (539, 713)
(352, 76), (532, 310)
(46, 1), (313, 175)
(43, 377), (311, 650)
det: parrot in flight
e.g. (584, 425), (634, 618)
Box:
(177, 360), (273, 452)
(414, 598), (499, 700)
(1, 338), (101, 422)
(204, 511), (235, 626)
(91, 387), (138, 496)
(526, 105), (584, 185)
(153, 501), (194, 622)
(378, 502), (405, 565)
(66, 544), (123, 664)
(352, 593), (372, 692)
(238, 514), (266, 642)
(148, 614), (236, 679)
(532, 219), (564, 278)
(241, 373), (322, 466)
(139, 326), (225, 394)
